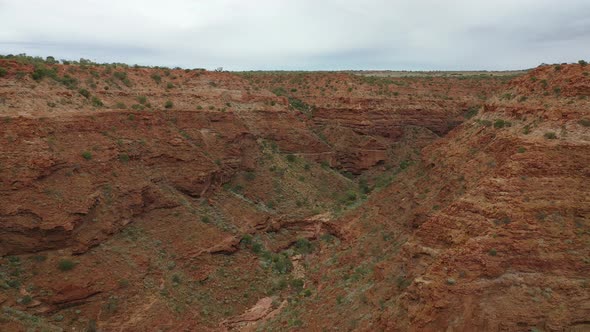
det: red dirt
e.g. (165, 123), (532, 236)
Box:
(0, 59), (588, 331)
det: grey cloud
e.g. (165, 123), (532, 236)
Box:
(0, 0), (588, 70)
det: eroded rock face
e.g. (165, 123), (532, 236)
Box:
(391, 74), (590, 330)
(0, 62), (494, 257)
(0, 112), (243, 255)
(4, 60), (587, 331)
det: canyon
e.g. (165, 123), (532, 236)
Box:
(0, 56), (589, 331)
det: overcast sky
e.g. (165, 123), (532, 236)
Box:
(1, 0), (589, 70)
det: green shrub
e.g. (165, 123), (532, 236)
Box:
(399, 160), (411, 170)
(137, 96), (147, 104)
(396, 276), (411, 290)
(359, 178), (371, 194)
(345, 191), (357, 202)
(150, 73), (162, 83)
(31, 65), (58, 81)
(166, 82), (174, 89)
(271, 87), (287, 96)
(463, 107), (478, 119)
(523, 124), (531, 134)
(91, 96), (103, 107)
(544, 132), (557, 139)
(115, 102), (126, 109)
(579, 119), (590, 127)
(31, 68), (48, 81)
(20, 295), (33, 305)
(289, 97), (310, 113)
(478, 119), (493, 127)
(268, 253), (292, 274)
(286, 154), (296, 162)
(172, 274), (181, 284)
(118, 153), (130, 162)
(113, 71), (127, 80)
(6, 279), (20, 288)
(294, 238), (313, 254)
(517, 147), (526, 153)
(488, 249), (497, 256)
(240, 234), (253, 246)
(540, 79), (548, 89)
(164, 100), (173, 109)
(579, 60), (587, 67)
(78, 88), (90, 98)
(251, 242), (263, 254)
(58, 259), (77, 271)
(0, 67), (7, 77)
(493, 119), (511, 129)
(290, 278), (304, 291)
(58, 75), (78, 89)
(81, 151), (92, 160)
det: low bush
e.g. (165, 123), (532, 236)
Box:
(78, 88), (90, 98)
(544, 132), (557, 139)
(58, 259), (77, 271)
(118, 153), (130, 162)
(478, 119), (493, 127)
(294, 238), (313, 254)
(20, 295), (33, 305)
(463, 107), (478, 119)
(91, 96), (103, 107)
(150, 73), (162, 83)
(493, 119), (511, 128)
(113, 71), (127, 80)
